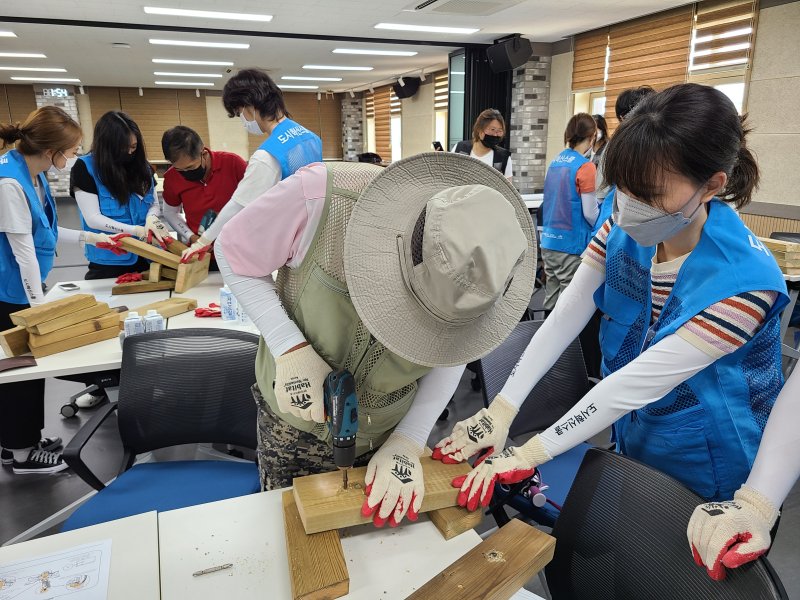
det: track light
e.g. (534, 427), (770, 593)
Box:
(398, 76), (405, 87)
(349, 90), (355, 98)
(420, 70), (426, 81)
(78, 85), (85, 94)
(368, 86), (374, 94)
(138, 87), (143, 96)
(317, 92), (321, 100)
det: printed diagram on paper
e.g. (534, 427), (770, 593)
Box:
(0, 540), (111, 600)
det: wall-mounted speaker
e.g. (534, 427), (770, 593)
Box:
(486, 36), (533, 73)
(392, 76), (421, 99)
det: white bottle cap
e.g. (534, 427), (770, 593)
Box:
(128, 311), (140, 318)
(146, 310), (158, 317)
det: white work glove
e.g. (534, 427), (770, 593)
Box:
(362, 433), (424, 528)
(687, 485), (779, 581)
(432, 394), (518, 464)
(180, 234), (212, 263)
(273, 344), (330, 423)
(81, 231), (127, 255)
(144, 214), (171, 249)
(452, 436), (551, 512)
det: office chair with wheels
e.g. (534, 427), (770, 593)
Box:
(477, 319), (594, 528)
(62, 329), (261, 531)
(545, 448), (788, 600)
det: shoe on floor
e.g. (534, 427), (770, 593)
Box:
(1, 436), (63, 465)
(12, 449), (68, 475)
(75, 391), (106, 409)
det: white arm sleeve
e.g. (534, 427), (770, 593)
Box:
(215, 242), (305, 357)
(537, 334), (716, 458)
(500, 263), (605, 408)
(74, 189), (139, 235)
(6, 232), (45, 304)
(581, 191), (599, 225)
(161, 202), (194, 241)
(745, 368), (800, 507)
(146, 199), (160, 219)
(505, 156), (514, 179)
(201, 199), (245, 242)
(393, 365), (467, 448)
(229, 151), (281, 208)
(56, 226), (82, 245)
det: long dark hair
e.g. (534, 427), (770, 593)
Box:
(603, 83), (758, 209)
(592, 114), (608, 152)
(91, 111), (152, 204)
(564, 113), (596, 148)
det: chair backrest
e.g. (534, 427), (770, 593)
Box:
(546, 449), (788, 600)
(477, 319), (592, 438)
(117, 328), (259, 455)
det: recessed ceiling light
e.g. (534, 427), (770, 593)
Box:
(278, 84), (319, 90)
(149, 39), (249, 49)
(155, 81), (215, 86)
(154, 71), (223, 78)
(333, 48), (418, 57)
(0, 31), (17, 38)
(11, 77), (80, 82)
(153, 58), (234, 66)
(112, 43), (131, 49)
(374, 23), (479, 34)
(144, 7), (273, 22)
(0, 52), (47, 58)
(303, 65), (373, 71)
(0, 67), (67, 72)
(282, 76), (342, 82)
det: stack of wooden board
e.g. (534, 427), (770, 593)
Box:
(116, 297), (198, 329)
(110, 237), (210, 295)
(759, 237), (800, 275)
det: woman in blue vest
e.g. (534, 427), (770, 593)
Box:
(0, 107), (119, 474)
(70, 111), (167, 280)
(540, 113), (598, 311)
(434, 83), (789, 509)
(180, 68), (323, 263)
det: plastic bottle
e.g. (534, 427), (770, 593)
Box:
(220, 285), (238, 321)
(236, 303), (251, 326)
(144, 309), (165, 332)
(123, 311), (145, 337)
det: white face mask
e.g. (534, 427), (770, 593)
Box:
(240, 112), (263, 136)
(613, 188), (704, 247)
(48, 153), (77, 174)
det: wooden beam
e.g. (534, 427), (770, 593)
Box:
(165, 237), (189, 256)
(28, 312), (118, 348)
(428, 505), (484, 541)
(174, 256), (210, 293)
(292, 457), (472, 535)
(10, 294), (96, 328)
(111, 280), (176, 295)
(406, 519), (556, 600)
(0, 326), (29, 357)
(148, 263), (162, 282)
(28, 302), (110, 336)
(282, 491), (349, 600)
(117, 237), (181, 269)
(160, 266), (178, 281)
(29, 324), (119, 358)
(117, 297), (197, 328)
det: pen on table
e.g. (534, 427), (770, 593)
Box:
(193, 563), (233, 577)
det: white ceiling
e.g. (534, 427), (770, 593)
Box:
(0, 0), (691, 92)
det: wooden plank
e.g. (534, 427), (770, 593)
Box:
(428, 505), (484, 541)
(0, 326), (29, 357)
(10, 294), (96, 328)
(174, 257), (210, 293)
(160, 266), (178, 281)
(282, 491), (349, 600)
(164, 237), (189, 256)
(759, 237), (800, 253)
(28, 302), (110, 336)
(27, 312), (118, 348)
(148, 263), (162, 282)
(117, 297), (198, 328)
(117, 236), (181, 268)
(112, 280), (176, 295)
(292, 457), (472, 535)
(29, 324), (119, 358)
(406, 519), (555, 600)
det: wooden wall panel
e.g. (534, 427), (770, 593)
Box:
(119, 88), (180, 161)
(177, 89), (209, 147)
(5, 84), (37, 124)
(740, 213), (800, 237)
(0, 85), (10, 124)
(87, 86), (121, 129)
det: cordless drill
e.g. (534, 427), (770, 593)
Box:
(323, 369), (358, 489)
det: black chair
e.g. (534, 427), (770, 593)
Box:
(476, 319), (594, 527)
(546, 448), (788, 600)
(62, 329), (260, 530)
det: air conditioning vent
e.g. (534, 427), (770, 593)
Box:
(405, 0), (524, 16)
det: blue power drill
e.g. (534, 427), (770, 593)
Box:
(323, 369), (358, 489)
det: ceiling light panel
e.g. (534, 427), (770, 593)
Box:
(303, 65), (373, 71)
(279, 85), (319, 89)
(153, 58), (234, 66)
(0, 67), (66, 72)
(144, 7), (273, 21)
(333, 49), (418, 56)
(0, 31), (17, 38)
(154, 72), (223, 77)
(282, 76), (342, 82)
(155, 81), (215, 86)
(374, 23), (479, 34)
(149, 39), (249, 49)
(11, 77), (80, 82)
(0, 53), (47, 58)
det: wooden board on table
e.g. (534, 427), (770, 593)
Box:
(28, 312), (118, 348)
(406, 519), (555, 600)
(292, 456), (472, 535)
(164, 238), (189, 256)
(759, 237), (800, 254)
(117, 236), (181, 269)
(282, 491), (349, 600)
(147, 263), (162, 282)
(174, 257), (210, 293)
(428, 505), (484, 541)
(10, 294), (96, 328)
(160, 266), (178, 281)
(112, 280), (176, 295)
(29, 324), (119, 358)
(117, 297), (197, 328)
(27, 302), (110, 335)
(0, 326), (29, 357)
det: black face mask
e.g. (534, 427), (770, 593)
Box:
(180, 163), (205, 182)
(121, 152), (136, 165)
(481, 134), (503, 148)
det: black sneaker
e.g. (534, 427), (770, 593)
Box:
(12, 449), (68, 474)
(1, 437), (63, 466)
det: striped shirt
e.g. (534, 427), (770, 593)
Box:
(583, 217), (777, 359)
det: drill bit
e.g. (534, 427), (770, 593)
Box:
(341, 467), (349, 490)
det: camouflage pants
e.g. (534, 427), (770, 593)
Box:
(252, 384), (375, 491)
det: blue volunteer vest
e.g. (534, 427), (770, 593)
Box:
(258, 119), (323, 180)
(0, 150), (58, 304)
(541, 148), (595, 255)
(595, 200), (789, 501)
(591, 185), (615, 237)
(78, 154), (154, 266)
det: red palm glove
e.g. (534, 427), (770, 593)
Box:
(94, 232), (131, 256)
(181, 235), (212, 263)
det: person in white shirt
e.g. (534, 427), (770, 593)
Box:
(452, 108), (513, 181)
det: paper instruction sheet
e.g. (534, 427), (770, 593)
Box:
(0, 539), (112, 600)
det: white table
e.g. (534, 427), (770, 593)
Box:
(521, 193), (543, 211)
(169, 273), (257, 334)
(0, 511), (160, 599)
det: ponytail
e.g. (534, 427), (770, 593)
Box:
(1, 107), (81, 156)
(0, 122), (23, 149)
(720, 115), (759, 209)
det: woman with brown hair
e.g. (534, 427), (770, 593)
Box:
(0, 106), (118, 474)
(453, 108), (513, 181)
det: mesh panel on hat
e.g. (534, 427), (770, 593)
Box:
(411, 209), (426, 267)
